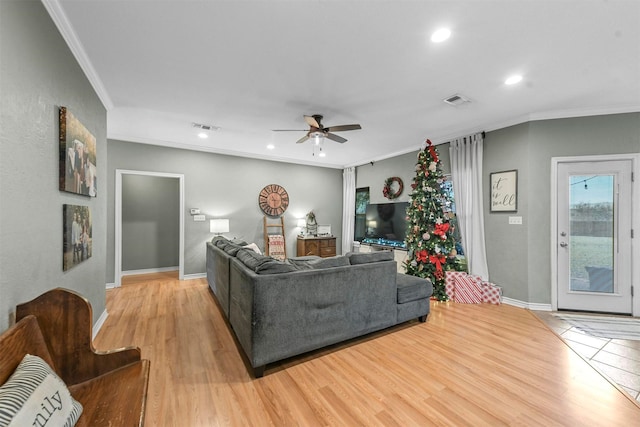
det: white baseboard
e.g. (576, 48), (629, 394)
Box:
(183, 273), (206, 280)
(105, 270), (203, 289)
(122, 266), (178, 276)
(93, 309), (108, 340)
(503, 297), (552, 311)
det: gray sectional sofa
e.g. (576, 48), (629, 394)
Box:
(206, 236), (432, 377)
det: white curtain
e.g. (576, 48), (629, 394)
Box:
(449, 133), (489, 280)
(342, 167), (356, 254)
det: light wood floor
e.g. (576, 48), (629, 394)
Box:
(95, 273), (640, 426)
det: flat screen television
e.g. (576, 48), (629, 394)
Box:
(358, 202), (409, 249)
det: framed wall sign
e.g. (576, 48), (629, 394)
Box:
(490, 170), (517, 212)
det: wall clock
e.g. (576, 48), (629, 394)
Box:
(258, 184), (289, 216)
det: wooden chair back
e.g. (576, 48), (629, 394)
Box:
(15, 287), (141, 385)
(0, 315), (56, 384)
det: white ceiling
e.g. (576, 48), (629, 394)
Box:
(47, 0), (640, 169)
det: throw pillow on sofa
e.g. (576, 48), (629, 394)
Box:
(242, 243), (262, 254)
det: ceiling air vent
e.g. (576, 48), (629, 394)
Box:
(443, 93), (470, 106)
(192, 122), (220, 131)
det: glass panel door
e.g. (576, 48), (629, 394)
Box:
(569, 175), (614, 293)
(556, 160), (632, 314)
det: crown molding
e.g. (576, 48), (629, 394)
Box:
(108, 133), (346, 170)
(42, 0), (114, 110)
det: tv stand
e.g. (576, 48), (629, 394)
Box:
(357, 242), (407, 273)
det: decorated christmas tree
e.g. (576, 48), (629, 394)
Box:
(404, 139), (460, 301)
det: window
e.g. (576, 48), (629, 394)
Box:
(354, 187), (369, 241)
(441, 176), (464, 257)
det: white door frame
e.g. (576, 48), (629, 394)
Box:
(550, 153), (639, 316)
(114, 169), (185, 287)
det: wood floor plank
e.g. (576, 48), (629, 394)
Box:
(93, 276), (640, 426)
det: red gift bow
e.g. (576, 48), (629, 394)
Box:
(429, 254), (446, 273)
(416, 249), (428, 263)
(434, 222), (450, 238)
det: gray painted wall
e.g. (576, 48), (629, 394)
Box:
(122, 175), (180, 271)
(356, 146), (451, 204)
(0, 1), (107, 332)
(523, 114), (639, 304)
(484, 114), (639, 304)
(483, 123), (531, 301)
(107, 140), (343, 282)
(357, 116), (639, 305)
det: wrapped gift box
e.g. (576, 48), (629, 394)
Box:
(445, 271), (467, 301)
(482, 282), (502, 305)
(453, 274), (483, 304)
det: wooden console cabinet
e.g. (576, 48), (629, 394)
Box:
(296, 236), (336, 258)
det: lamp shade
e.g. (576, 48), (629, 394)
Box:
(297, 219), (306, 228)
(210, 218), (229, 234)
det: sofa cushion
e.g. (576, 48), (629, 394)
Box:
(213, 238), (247, 256)
(211, 236), (227, 245)
(347, 251), (394, 265)
(396, 274), (431, 303)
(222, 242), (245, 256)
(236, 249), (271, 270)
(236, 249), (297, 274)
(288, 256), (350, 270)
(255, 260), (298, 274)
(0, 354), (83, 427)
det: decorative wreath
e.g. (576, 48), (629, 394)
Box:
(383, 177), (404, 200)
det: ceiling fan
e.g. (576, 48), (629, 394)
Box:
(274, 114), (361, 144)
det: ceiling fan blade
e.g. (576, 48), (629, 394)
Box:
(325, 133), (347, 143)
(304, 115), (321, 129)
(296, 135), (310, 144)
(325, 124), (361, 132)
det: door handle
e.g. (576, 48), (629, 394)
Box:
(559, 242), (568, 248)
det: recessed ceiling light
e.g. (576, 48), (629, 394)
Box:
(197, 132), (208, 139)
(505, 75), (523, 85)
(267, 144), (275, 150)
(431, 28), (451, 43)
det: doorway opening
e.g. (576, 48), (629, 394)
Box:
(115, 170), (185, 287)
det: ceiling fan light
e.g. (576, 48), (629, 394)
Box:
(314, 133), (323, 145)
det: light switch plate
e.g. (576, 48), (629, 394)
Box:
(193, 214), (206, 222)
(508, 216), (523, 225)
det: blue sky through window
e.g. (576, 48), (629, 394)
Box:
(570, 175), (613, 205)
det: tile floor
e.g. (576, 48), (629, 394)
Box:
(534, 311), (640, 403)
